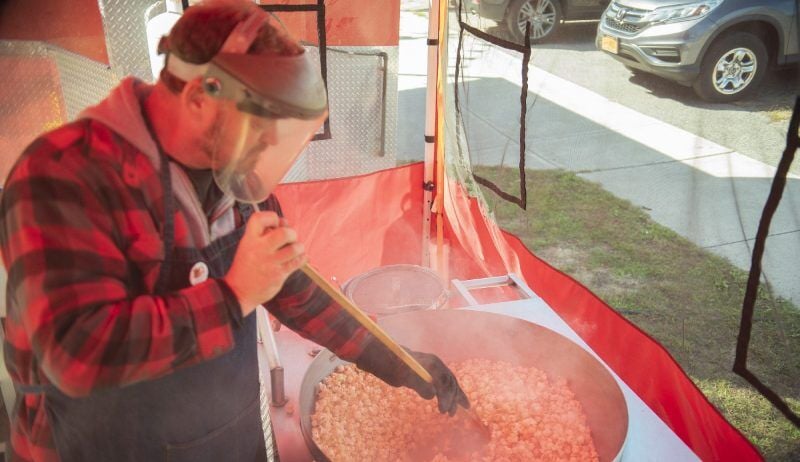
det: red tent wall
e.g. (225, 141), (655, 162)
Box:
(277, 164), (424, 282)
(268, 0), (399, 46)
(278, 162), (762, 461)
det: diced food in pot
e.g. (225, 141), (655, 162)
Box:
(312, 359), (599, 461)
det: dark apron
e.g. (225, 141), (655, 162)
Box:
(19, 116), (270, 461)
(33, 203), (267, 462)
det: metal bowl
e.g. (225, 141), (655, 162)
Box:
(342, 264), (448, 316)
(299, 309), (629, 461)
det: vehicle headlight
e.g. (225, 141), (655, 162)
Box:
(643, 0), (723, 24)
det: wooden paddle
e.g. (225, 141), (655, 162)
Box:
(300, 263), (490, 440)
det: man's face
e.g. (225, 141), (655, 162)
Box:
(195, 82), (326, 203)
(201, 100), (286, 203)
(201, 102), (274, 172)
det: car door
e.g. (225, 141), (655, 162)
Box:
(565, 0), (610, 20)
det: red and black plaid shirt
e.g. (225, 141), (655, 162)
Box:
(0, 118), (372, 462)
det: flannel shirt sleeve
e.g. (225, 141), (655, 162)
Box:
(256, 196), (372, 362)
(0, 134), (239, 398)
(265, 271), (373, 362)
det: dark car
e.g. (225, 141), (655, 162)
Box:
(596, 0), (799, 102)
(464, 0), (611, 43)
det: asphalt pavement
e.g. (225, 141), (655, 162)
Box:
(397, 2), (800, 306)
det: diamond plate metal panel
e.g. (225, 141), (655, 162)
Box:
(1, 41), (120, 185)
(0, 42), (67, 185)
(99, 0), (159, 81)
(52, 48), (119, 121)
(285, 46), (399, 182)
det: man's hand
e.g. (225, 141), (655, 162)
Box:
(223, 211), (306, 317)
(401, 351), (470, 416)
(356, 344), (470, 416)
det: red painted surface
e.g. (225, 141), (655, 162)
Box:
(0, 0), (108, 63)
(0, 0), (399, 66)
(263, 0), (400, 46)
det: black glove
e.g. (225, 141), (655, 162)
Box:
(355, 341), (470, 416)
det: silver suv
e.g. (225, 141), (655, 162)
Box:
(595, 0), (798, 102)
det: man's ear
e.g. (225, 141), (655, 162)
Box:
(181, 77), (216, 123)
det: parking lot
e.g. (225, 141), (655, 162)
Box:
(474, 18), (798, 172)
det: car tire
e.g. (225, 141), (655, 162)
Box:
(506, 0), (563, 44)
(692, 32), (768, 103)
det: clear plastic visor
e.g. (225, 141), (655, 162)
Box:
(210, 108), (327, 204)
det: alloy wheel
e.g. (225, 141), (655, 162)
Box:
(712, 47), (757, 95)
(516, 0), (557, 40)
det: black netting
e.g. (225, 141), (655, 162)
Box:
(446, 0), (800, 457)
(259, 1), (332, 141)
(734, 96), (800, 428)
(456, 5), (530, 209)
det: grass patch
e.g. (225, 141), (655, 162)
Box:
(766, 107), (793, 125)
(474, 166), (800, 461)
(696, 379), (800, 461)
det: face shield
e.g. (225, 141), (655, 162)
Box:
(202, 52), (328, 203)
(164, 11), (328, 203)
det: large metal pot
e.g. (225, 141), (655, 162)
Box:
(299, 309), (628, 461)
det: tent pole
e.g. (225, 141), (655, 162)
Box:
(434, 0), (448, 279)
(422, 0), (441, 268)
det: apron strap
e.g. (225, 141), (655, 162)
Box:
(237, 201), (256, 222)
(154, 154), (176, 295)
(140, 103), (176, 296)
(15, 382), (53, 394)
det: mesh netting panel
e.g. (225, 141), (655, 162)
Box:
(436, 0), (800, 458)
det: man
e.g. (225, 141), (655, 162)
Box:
(0, 1), (468, 461)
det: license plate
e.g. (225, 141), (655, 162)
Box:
(601, 35), (619, 54)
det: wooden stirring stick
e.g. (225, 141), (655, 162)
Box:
(301, 263), (430, 381)
(300, 263), (490, 436)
